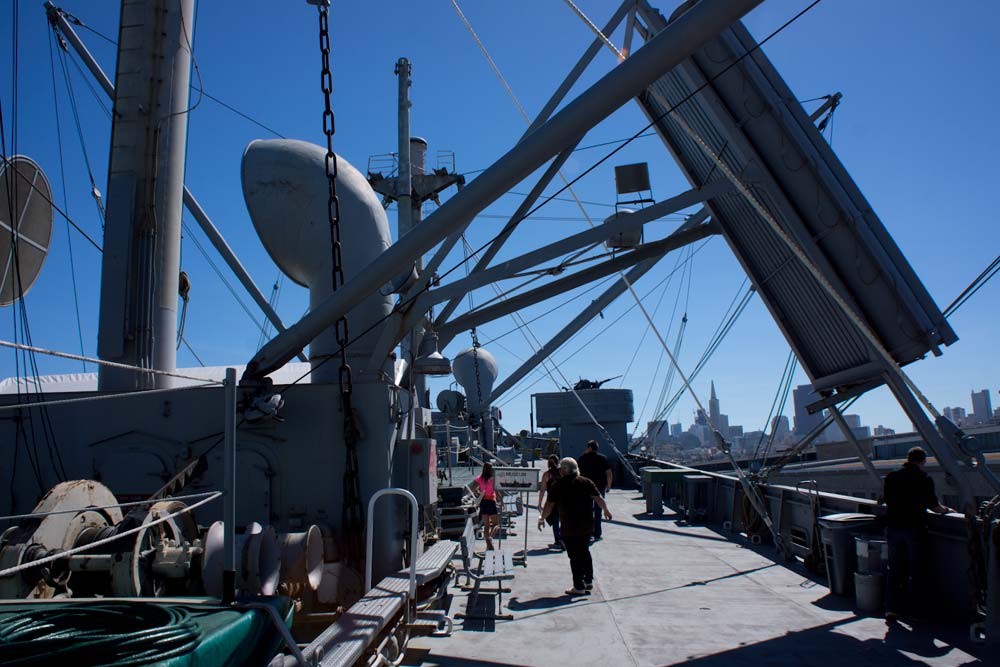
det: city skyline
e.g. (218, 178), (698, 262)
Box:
(643, 379), (998, 457)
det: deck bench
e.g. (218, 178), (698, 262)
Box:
(286, 539), (458, 667)
(456, 518), (515, 620)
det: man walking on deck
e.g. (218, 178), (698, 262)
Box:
(579, 440), (612, 541)
(538, 457), (613, 595)
(883, 446), (954, 623)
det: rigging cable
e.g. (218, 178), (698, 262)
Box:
(181, 220), (267, 336)
(638, 279), (754, 445)
(452, 0), (819, 487)
(619, 249), (686, 387)
(497, 239), (710, 408)
(47, 29), (87, 370)
(256, 274), (285, 352)
(495, 239), (709, 404)
(6, 162), (101, 251)
(3, 2), (68, 485)
(458, 235), (564, 395)
(273, 0), (823, 446)
(54, 33), (107, 222)
(751, 349), (797, 464)
(57, 4), (286, 139)
(943, 253), (1000, 318)
(3, 2), (43, 496)
(626, 249), (689, 439)
(480, 274), (615, 347)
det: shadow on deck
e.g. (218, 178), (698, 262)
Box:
(403, 490), (987, 667)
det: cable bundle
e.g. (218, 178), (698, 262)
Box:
(0, 603), (202, 666)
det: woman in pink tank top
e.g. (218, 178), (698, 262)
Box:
(473, 462), (501, 550)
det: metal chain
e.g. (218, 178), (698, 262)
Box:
(470, 329), (485, 437)
(317, 2), (363, 567)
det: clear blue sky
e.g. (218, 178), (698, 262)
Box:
(2, 0), (998, 435)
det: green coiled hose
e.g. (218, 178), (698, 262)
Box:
(0, 602), (202, 666)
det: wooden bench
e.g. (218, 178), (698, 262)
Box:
(293, 540), (459, 667)
(456, 518), (515, 620)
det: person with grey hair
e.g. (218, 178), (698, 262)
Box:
(538, 457), (613, 595)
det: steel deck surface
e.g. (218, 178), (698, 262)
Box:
(403, 490), (986, 666)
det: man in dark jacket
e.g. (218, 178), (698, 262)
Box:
(538, 457), (613, 596)
(578, 440), (612, 541)
(883, 447), (953, 623)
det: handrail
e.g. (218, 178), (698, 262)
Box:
(365, 488), (419, 601)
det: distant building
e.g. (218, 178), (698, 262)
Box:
(971, 389), (993, 425)
(836, 413), (870, 439)
(646, 420), (671, 445)
(728, 424), (744, 439)
(717, 414), (730, 436)
(873, 425), (895, 437)
(689, 423), (711, 446)
(945, 406), (967, 426)
(709, 381), (721, 428)
(793, 384), (825, 435)
(695, 408), (709, 426)
(670, 422), (683, 438)
(771, 415), (790, 443)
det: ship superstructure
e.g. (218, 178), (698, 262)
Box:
(0, 0), (998, 664)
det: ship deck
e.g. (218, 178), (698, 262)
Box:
(404, 490), (987, 667)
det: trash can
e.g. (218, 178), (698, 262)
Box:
(817, 513), (880, 597)
(640, 467), (661, 514)
(683, 475), (712, 522)
(855, 537), (888, 575)
(854, 572), (884, 612)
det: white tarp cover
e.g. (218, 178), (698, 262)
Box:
(0, 362), (314, 394)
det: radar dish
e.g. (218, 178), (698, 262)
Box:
(0, 156), (54, 306)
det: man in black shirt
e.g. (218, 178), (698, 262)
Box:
(882, 447), (953, 623)
(578, 440), (613, 541)
(538, 457), (613, 595)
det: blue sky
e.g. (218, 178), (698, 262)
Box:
(2, 0), (998, 435)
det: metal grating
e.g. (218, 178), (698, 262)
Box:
(632, 3), (956, 392)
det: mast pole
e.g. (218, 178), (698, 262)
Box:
(96, 0), (195, 390)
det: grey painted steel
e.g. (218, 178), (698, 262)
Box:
(433, 141), (580, 329)
(49, 11), (302, 362)
(223, 367), (237, 598)
(829, 405), (882, 489)
(427, 183), (728, 309)
(241, 140), (393, 381)
(396, 59), (414, 245)
(244, 0), (764, 380)
(482, 209), (716, 402)
(634, 3), (956, 394)
(490, 253), (666, 402)
(438, 219), (715, 346)
(395, 59), (418, 431)
(365, 488), (418, 601)
(46, 3), (115, 97)
(97, 0), (195, 390)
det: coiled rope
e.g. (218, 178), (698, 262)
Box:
(0, 603), (202, 666)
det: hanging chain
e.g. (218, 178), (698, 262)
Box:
(317, 2), (363, 567)
(470, 329), (486, 443)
